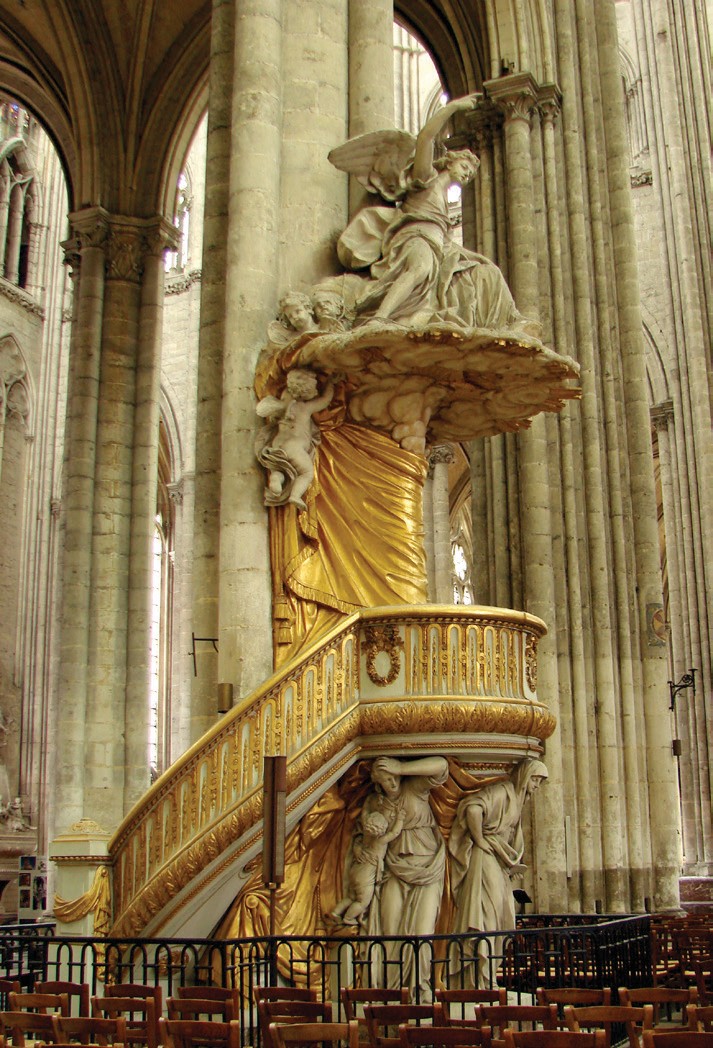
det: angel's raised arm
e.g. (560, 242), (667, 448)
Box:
(411, 93), (482, 182)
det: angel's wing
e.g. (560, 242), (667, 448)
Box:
(256, 395), (286, 419)
(328, 129), (416, 202)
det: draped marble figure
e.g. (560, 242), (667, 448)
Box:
(353, 755), (449, 998)
(448, 758), (548, 988)
(328, 95), (536, 334)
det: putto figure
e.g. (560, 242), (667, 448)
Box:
(255, 369), (334, 509)
(329, 94), (534, 333)
(330, 807), (405, 926)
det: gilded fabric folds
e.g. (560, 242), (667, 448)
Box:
(272, 422), (427, 666)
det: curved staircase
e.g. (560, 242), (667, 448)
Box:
(107, 605), (554, 939)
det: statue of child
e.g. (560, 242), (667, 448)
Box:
(331, 807), (405, 926)
(256, 369), (334, 510)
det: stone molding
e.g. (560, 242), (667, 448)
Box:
(165, 269), (202, 296)
(0, 276), (44, 317)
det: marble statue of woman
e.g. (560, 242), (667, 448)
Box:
(328, 95), (535, 333)
(356, 755), (449, 998)
(448, 758), (548, 987)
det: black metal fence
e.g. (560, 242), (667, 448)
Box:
(0, 916), (652, 1046)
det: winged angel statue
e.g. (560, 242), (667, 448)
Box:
(328, 93), (535, 333)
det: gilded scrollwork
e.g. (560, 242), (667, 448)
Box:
(525, 632), (538, 691)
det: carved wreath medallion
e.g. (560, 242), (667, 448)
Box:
(364, 625), (404, 686)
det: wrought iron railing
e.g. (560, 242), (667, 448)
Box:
(0, 917), (651, 1043)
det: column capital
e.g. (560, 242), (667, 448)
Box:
(537, 83), (563, 125)
(428, 443), (456, 475)
(459, 100), (503, 152)
(651, 399), (674, 431)
(64, 208), (180, 282)
(484, 72), (539, 124)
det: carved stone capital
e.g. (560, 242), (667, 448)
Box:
(651, 399), (674, 432)
(65, 208), (180, 283)
(484, 72), (539, 125)
(428, 443), (456, 468)
(537, 83), (562, 125)
(460, 100), (502, 152)
(167, 480), (184, 505)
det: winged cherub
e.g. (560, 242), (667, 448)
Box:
(255, 369), (334, 510)
(329, 94), (534, 333)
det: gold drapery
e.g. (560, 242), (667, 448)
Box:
(271, 420), (428, 667)
(212, 760), (504, 986)
(54, 864), (111, 934)
(54, 865), (112, 979)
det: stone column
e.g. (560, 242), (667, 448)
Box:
(4, 181), (24, 283)
(539, 84), (596, 910)
(124, 219), (179, 813)
(429, 445), (455, 604)
(0, 168), (10, 261)
(485, 72), (568, 912)
(218, 0), (282, 698)
(84, 214), (153, 830)
(55, 213), (107, 835)
(596, 0), (681, 908)
(191, 0), (234, 738)
(23, 187), (45, 298)
(347, 0), (394, 212)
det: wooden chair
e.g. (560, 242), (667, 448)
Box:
(687, 1007), (713, 1033)
(270, 1021), (360, 1048)
(564, 1004), (654, 1048)
(0, 1009), (61, 1046)
(399, 1024), (494, 1048)
(105, 987), (163, 1019)
(258, 1000), (333, 1048)
(502, 1032), (607, 1048)
(535, 992), (611, 1014)
(92, 996), (158, 1048)
(9, 991), (70, 1016)
(476, 1005), (560, 1048)
(642, 1033), (713, 1048)
(342, 989), (409, 1040)
(435, 990), (507, 1026)
(618, 989), (697, 1027)
(176, 990), (239, 1004)
(52, 1015), (128, 1045)
(158, 1018), (241, 1048)
(166, 1000), (235, 1023)
(363, 1004), (444, 1048)
(255, 989), (317, 1005)
(36, 982), (91, 1018)
(0, 983), (21, 1010)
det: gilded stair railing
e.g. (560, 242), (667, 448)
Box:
(109, 605), (554, 937)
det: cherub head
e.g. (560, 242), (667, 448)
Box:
(311, 288), (344, 324)
(278, 292), (316, 333)
(285, 368), (319, 401)
(362, 811), (390, 838)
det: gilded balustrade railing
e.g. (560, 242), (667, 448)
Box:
(109, 605), (553, 938)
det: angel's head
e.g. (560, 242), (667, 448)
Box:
(278, 291), (316, 333)
(437, 149), (480, 187)
(285, 369), (319, 401)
